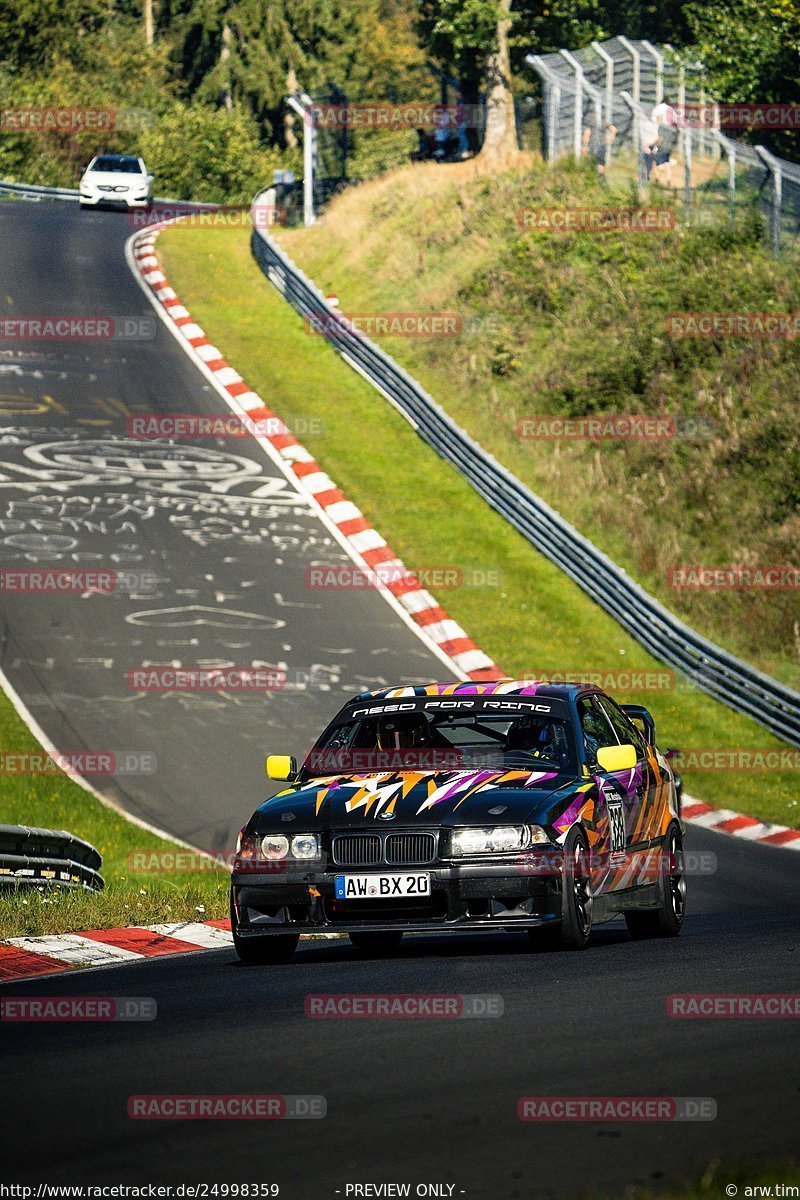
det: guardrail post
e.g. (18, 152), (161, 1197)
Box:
(756, 146), (783, 257)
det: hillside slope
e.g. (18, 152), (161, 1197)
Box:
(278, 159), (800, 692)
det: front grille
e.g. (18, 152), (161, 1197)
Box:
(330, 829), (438, 867)
(385, 832), (436, 866)
(332, 834), (381, 866)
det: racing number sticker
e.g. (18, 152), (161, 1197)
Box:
(605, 791), (626, 853)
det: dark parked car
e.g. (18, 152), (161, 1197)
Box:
(231, 680), (685, 961)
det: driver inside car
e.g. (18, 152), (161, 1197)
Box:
(504, 716), (569, 767)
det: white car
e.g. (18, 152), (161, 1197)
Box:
(79, 154), (153, 209)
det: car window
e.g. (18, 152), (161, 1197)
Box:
(576, 696), (617, 766)
(596, 696), (647, 757)
(91, 157), (143, 173)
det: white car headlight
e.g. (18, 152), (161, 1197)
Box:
(261, 834), (289, 860)
(291, 833), (320, 860)
(450, 825), (549, 856)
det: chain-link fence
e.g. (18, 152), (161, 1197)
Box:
(527, 38), (799, 257)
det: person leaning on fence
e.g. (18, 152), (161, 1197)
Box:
(643, 97), (677, 185)
(584, 124), (617, 176)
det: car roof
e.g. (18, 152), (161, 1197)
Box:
(351, 680), (599, 703)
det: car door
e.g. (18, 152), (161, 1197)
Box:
(576, 695), (632, 894)
(595, 695), (657, 886)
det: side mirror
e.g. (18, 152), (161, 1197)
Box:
(621, 704), (655, 746)
(596, 743), (638, 773)
(265, 754), (297, 781)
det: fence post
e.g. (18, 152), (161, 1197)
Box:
(683, 125), (692, 216)
(526, 55), (562, 160)
(590, 40), (615, 127)
(711, 102), (720, 161)
(641, 40), (664, 104)
(756, 146), (783, 257)
(559, 49), (585, 160)
(698, 75), (707, 157)
(618, 36), (640, 105)
(620, 91), (644, 187)
(286, 92), (316, 226)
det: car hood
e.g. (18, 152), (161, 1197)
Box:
(252, 768), (588, 830)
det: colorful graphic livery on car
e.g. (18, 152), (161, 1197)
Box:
(231, 680), (685, 961)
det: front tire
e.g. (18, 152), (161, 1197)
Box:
(625, 822), (686, 939)
(348, 931), (403, 956)
(231, 895), (299, 963)
(528, 826), (593, 951)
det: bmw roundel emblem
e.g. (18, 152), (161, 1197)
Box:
(378, 810), (396, 820)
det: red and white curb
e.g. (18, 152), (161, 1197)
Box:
(0, 920), (233, 982)
(680, 801), (800, 849)
(127, 226), (499, 684)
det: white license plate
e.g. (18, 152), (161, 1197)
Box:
(334, 872), (430, 900)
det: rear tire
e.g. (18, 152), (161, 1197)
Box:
(348, 931), (403, 955)
(625, 822), (686, 939)
(528, 827), (593, 951)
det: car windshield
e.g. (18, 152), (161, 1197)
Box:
(90, 157), (143, 173)
(304, 699), (576, 777)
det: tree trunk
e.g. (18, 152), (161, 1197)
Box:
(144, 0), (154, 46)
(478, 0), (518, 163)
(220, 22), (233, 111)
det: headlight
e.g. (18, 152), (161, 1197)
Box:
(261, 834), (289, 860)
(450, 825), (550, 856)
(291, 833), (320, 860)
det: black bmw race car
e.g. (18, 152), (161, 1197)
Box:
(231, 680), (685, 962)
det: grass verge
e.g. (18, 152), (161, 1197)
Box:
(0, 687), (229, 940)
(158, 221), (799, 829)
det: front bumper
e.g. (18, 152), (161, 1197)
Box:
(80, 189), (151, 209)
(231, 856), (564, 938)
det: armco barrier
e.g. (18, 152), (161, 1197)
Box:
(0, 824), (104, 891)
(0, 179), (214, 208)
(250, 202), (800, 748)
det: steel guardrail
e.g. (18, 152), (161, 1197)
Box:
(0, 824), (104, 891)
(250, 208), (800, 747)
(0, 179), (217, 208)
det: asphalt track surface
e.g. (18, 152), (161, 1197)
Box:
(0, 200), (455, 850)
(3, 828), (799, 1196)
(0, 201), (797, 1197)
